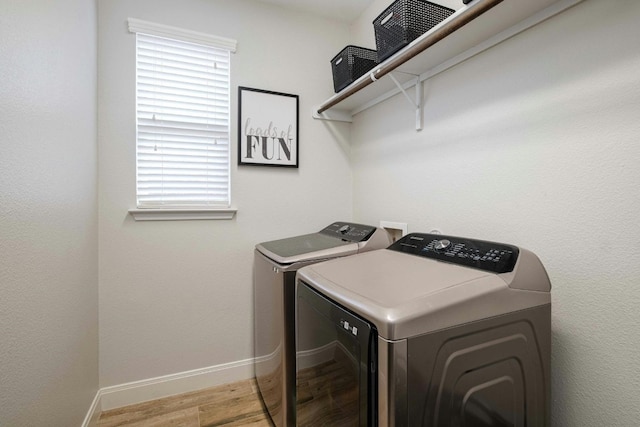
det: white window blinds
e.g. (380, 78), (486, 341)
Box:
(134, 30), (232, 208)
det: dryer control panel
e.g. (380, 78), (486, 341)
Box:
(389, 233), (519, 273)
(319, 222), (376, 242)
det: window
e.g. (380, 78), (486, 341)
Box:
(128, 19), (237, 219)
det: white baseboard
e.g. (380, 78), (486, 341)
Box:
(81, 390), (102, 427)
(82, 357), (255, 425)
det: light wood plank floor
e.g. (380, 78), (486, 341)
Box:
(99, 357), (353, 426)
(97, 378), (272, 427)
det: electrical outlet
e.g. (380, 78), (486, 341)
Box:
(380, 221), (408, 243)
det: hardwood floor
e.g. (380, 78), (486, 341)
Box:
(99, 355), (354, 426)
(97, 378), (272, 427)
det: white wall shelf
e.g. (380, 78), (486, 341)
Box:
(312, 0), (585, 128)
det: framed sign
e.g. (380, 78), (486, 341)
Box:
(238, 86), (299, 167)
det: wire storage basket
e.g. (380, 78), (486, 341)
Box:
(331, 45), (379, 93)
(373, 0), (455, 62)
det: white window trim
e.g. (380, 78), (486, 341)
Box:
(127, 18), (237, 52)
(128, 208), (237, 221)
(128, 18), (238, 221)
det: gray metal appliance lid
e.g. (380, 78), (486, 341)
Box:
(256, 232), (356, 265)
(255, 222), (383, 265)
(297, 245), (551, 340)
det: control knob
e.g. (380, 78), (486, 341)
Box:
(434, 239), (451, 250)
(339, 225), (351, 234)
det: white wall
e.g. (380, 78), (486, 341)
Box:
(98, 0), (352, 388)
(349, 0), (640, 425)
(0, 0), (99, 425)
(5, 0), (634, 423)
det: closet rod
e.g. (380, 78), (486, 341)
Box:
(316, 0), (503, 115)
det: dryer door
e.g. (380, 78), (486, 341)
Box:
(296, 281), (377, 427)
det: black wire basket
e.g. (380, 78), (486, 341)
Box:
(331, 45), (379, 93)
(373, 0), (455, 62)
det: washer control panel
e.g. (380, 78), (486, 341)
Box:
(389, 233), (519, 273)
(320, 222), (376, 242)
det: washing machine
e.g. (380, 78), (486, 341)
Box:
(296, 232), (551, 427)
(254, 222), (391, 427)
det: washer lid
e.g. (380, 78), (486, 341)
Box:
(256, 233), (357, 265)
(256, 222), (387, 265)
(298, 248), (550, 340)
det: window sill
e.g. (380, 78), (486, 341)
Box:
(128, 208), (237, 221)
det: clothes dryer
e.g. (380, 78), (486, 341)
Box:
(296, 233), (551, 426)
(254, 222), (390, 427)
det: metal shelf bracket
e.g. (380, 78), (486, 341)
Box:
(388, 72), (423, 131)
